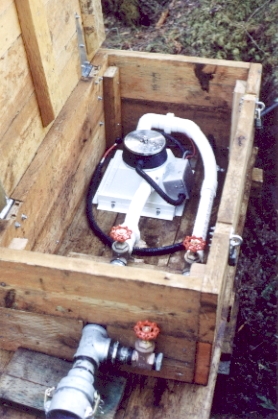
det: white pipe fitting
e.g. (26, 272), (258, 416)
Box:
(137, 113), (218, 262)
(122, 179), (152, 252)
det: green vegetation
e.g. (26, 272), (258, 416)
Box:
(103, 0), (278, 95)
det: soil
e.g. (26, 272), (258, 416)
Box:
(101, 1), (278, 417)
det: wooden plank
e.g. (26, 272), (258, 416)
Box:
(0, 51), (108, 250)
(0, 405), (38, 419)
(57, 203), (118, 258)
(0, 247), (211, 381)
(0, 93), (50, 197)
(0, 1), (21, 58)
(0, 249), (203, 332)
(194, 342), (212, 385)
(0, 348), (126, 418)
(79, 0), (106, 61)
(103, 66), (123, 147)
(246, 62), (262, 95)
(230, 80), (246, 150)
(217, 94), (256, 228)
(121, 98), (231, 147)
(32, 95), (106, 253)
(0, 308), (82, 360)
(222, 292), (238, 355)
(46, 0), (81, 102)
(14, 0), (63, 126)
(68, 252), (180, 273)
(114, 266), (234, 419)
(0, 36), (34, 149)
(103, 49), (250, 109)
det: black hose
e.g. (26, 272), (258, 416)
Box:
(135, 160), (186, 206)
(86, 150), (185, 256)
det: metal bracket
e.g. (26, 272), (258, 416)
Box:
(75, 13), (94, 80)
(0, 198), (14, 220)
(255, 100), (265, 130)
(229, 234), (243, 266)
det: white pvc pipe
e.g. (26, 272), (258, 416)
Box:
(122, 179), (152, 252)
(137, 113), (218, 260)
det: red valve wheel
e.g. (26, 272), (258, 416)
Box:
(183, 235), (206, 252)
(134, 320), (160, 341)
(110, 225), (132, 242)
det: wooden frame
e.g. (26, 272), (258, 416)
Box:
(0, 1), (262, 416)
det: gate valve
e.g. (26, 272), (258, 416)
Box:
(183, 235), (206, 252)
(132, 320), (163, 371)
(134, 320), (160, 341)
(110, 225), (132, 242)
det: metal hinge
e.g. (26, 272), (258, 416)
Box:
(75, 13), (94, 80)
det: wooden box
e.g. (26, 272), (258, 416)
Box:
(0, 0), (261, 387)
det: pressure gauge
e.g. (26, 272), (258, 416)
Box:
(123, 130), (167, 169)
(124, 130), (166, 156)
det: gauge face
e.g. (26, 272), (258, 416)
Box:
(124, 130), (166, 156)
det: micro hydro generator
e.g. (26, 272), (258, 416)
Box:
(86, 112), (218, 269)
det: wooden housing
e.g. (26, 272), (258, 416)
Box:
(0, 0), (261, 395)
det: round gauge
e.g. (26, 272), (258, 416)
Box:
(124, 130), (166, 156)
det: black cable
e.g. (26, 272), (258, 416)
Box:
(163, 133), (187, 156)
(135, 160), (186, 206)
(86, 147), (186, 256)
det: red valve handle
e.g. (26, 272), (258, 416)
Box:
(110, 225), (132, 242)
(183, 235), (206, 252)
(134, 320), (160, 341)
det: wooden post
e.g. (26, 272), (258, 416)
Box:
(230, 80), (246, 151)
(103, 66), (122, 147)
(14, 0), (63, 127)
(79, 0), (105, 61)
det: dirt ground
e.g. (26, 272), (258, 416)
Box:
(101, 0), (277, 417)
